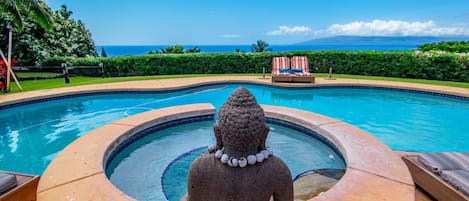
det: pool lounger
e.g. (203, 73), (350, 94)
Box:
(403, 152), (469, 201)
(271, 56), (315, 83)
(0, 171), (39, 201)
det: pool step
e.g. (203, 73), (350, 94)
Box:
(293, 169), (345, 201)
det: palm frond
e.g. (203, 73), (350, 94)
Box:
(18, 0), (54, 31)
(0, 0), (25, 31)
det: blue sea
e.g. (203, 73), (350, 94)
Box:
(96, 44), (417, 57)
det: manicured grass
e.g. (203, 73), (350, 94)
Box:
(315, 73), (469, 88)
(2, 73), (469, 94)
(5, 74), (257, 93)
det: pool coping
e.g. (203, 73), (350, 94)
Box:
(37, 103), (414, 201)
(1, 76), (469, 109)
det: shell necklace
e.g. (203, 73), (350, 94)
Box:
(207, 145), (273, 168)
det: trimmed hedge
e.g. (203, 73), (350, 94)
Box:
(44, 51), (469, 82)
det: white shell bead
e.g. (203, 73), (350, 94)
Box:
(230, 158), (238, 167)
(208, 145), (216, 153)
(247, 155), (257, 165)
(220, 154), (229, 164)
(267, 147), (274, 155)
(215, 150), (223, 158)
(261, 150), (269, 159)
(238, 157), (247, 168)
(256, 153), (264, 163)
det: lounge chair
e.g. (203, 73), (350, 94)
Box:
(402, 152), (469, 201)
(271, 57), (293, 83)
(0, 171), (39, 201)
(271, 56), (315, 83)
(290, 56), (315, 83)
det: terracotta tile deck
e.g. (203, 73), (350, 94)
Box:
(2, 76), (468, 201)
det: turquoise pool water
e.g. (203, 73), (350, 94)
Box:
(105, 121), (345, 201)
(1, 83), (469, 175)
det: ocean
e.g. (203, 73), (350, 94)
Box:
(96, 44), (417, 57)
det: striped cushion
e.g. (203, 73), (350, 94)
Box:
(418, 152), (469, 174)
(272, 57), (290, 75)
(291, 56), (310, 74)
(441, 170), (469, 196)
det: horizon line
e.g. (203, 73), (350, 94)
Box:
(95, 35), (469, 46)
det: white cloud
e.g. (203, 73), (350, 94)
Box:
(267, 26), (313, 36)
(324, 20), (468, 36)
(267, 20), (469, 37)
(222, 34), (241, 38)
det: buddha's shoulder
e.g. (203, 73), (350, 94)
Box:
(261, 156), (292, 177)
(264, 156), (289, 168)
(189, 153), (218, 170)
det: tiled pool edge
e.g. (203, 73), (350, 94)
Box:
(37, 104), (415, 201)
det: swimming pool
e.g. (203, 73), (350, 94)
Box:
(1, 83), (469, 175)
(105, 121), (345, 201)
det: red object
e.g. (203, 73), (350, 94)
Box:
(0, 58), (15, 91)
(0, 58), (16, 67)
(271, 57), (290, 75)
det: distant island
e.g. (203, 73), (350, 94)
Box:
(297, 36), (469, 45)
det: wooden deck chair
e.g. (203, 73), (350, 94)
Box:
(402, 153), (469, 201)
(271, 57), (293, 83)
(290, 56), (315, 83)
(0, 171), (39, 201)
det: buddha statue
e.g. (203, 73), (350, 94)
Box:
(185, 87), (293, 201)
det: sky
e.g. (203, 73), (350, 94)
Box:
(46, 0), (469, 46)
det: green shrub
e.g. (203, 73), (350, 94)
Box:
(418, 41), (469, 53)
(44, 51), (469, 82)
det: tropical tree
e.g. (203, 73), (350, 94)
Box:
(251, 40), (272, 52)
(161, 45), (184, 54)
(43, 5), (97, 58)
(235, 48), (245, 53)
(148, 45), (201, 54)
(186, 46), (201, 53)
(0, 5), (97, 65)
(101, 47), (107, 57)
(0, 0), (53, 31)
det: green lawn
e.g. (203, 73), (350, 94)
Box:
(3, 73), (469, 94)
(5, 74), (257, 93)
(317, 73), (469, 88)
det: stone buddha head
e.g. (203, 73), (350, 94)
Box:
(213, 87), (270, 158)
